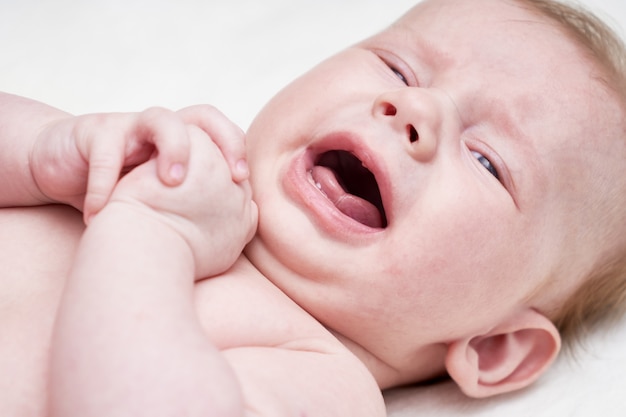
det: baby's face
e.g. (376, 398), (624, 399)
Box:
(244, 0), (625, 378)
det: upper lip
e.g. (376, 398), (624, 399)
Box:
(305, 132), (390, 229)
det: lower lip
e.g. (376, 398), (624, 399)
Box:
(283, 150), (384, 239)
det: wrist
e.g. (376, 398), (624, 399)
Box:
(86, 201), (197, 279)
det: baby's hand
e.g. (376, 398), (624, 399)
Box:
(107, 124), (258, 279)
(30, 105), (247, 223)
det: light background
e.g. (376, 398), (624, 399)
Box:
(1, 1), (625, 416)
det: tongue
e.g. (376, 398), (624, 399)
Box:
(311, 165), (383, 228)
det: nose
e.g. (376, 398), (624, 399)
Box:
(372, 88), (450, 162)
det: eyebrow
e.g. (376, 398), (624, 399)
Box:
(416, 36), (455, 73)
(487, 97), (525, 145)
(392, 17), (455, 72)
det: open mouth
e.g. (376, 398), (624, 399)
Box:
(310, 150), (387, 228)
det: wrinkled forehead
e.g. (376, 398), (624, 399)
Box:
(394, 0), (584, 70)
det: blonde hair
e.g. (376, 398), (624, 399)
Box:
(516, 0), (626, 348)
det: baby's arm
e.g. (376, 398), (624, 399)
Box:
(48, 125), (385, 416)
(0, 92), (72, 206)
(0, 92), (248, 221)
(49, 124), (258, 416)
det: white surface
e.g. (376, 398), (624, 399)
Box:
(1, 0), (625, 415)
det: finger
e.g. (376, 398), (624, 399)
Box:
(178, 105), (249, 183)
(136, 107), (191, 186)
(83, 141), (125, 223)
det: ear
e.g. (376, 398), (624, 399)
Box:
(445, 308), (561, 398)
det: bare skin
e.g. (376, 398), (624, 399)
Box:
(0, 205), (384, 416)
(2, 0), (626, 415)
(0, 206), (82, 416)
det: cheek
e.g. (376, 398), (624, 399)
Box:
(377, 212), (530, 337)
(444, 206), (523, 274)
(391, 193), (527, 295)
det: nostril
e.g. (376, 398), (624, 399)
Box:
(408, 125), (419, 143)
(383, 103), (397, 116)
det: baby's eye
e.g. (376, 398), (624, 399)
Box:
(390, 66), (409, 85)
(374, 49), (414, 86)
(471, 151), (499, 180)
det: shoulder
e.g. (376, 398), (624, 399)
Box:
(193, 257), (386, 416)
(194, 256), (339, 349)
(223, 341), (386, 416)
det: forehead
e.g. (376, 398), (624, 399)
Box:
(392, 0), (604, 119)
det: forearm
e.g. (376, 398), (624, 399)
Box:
(49, 205), (243, 417)
(0, 92), (70, 206)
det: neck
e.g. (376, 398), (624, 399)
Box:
(242, 243), (450, 390)
(327, 329), (448, 389)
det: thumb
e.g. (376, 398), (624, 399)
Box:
(83, 153), (124, 224)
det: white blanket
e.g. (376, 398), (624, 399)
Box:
(2, 1), (625, 415)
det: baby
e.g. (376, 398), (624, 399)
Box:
(1, 0), (625, 415)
